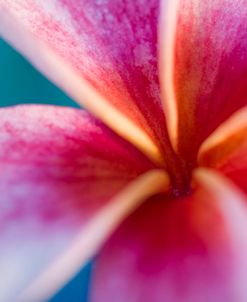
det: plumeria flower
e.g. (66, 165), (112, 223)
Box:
(1, 0), (247, 301)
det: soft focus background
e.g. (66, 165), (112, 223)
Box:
(0, 39), (92, 301)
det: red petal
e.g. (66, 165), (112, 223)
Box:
(0, 1), (172, 164)
(91, 169), (247, 302)
(0, 105), (154, 301)
(160, 0), (247, 165)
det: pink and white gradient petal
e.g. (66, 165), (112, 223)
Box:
(0, 105), (160, 301)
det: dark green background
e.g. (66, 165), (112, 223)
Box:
(0, 39), (92, 301)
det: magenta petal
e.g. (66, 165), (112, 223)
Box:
(91, 169), (247, 302)
(0, 0), (171, 155)
(170, 0), (247, 164)
(0, 105), (153, 301)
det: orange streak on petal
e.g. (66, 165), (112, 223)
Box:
(159, 0), (180, 150)
(198, 106), (247, 167)
(19, 169), (169, 302)
(0, 7), (164, 166)
(168, 0), (247, 165)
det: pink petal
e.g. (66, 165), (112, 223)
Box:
(91, 168), (247, 302)
(0, 105), (154, 301)
(0, 1), (172, 164)
(160, 0), (247, 165)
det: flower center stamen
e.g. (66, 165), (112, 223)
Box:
(159, 143), (193, 198)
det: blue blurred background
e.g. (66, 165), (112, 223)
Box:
(0, 38), (92, 302)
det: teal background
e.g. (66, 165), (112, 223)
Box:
(0, 39), (92, 301)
